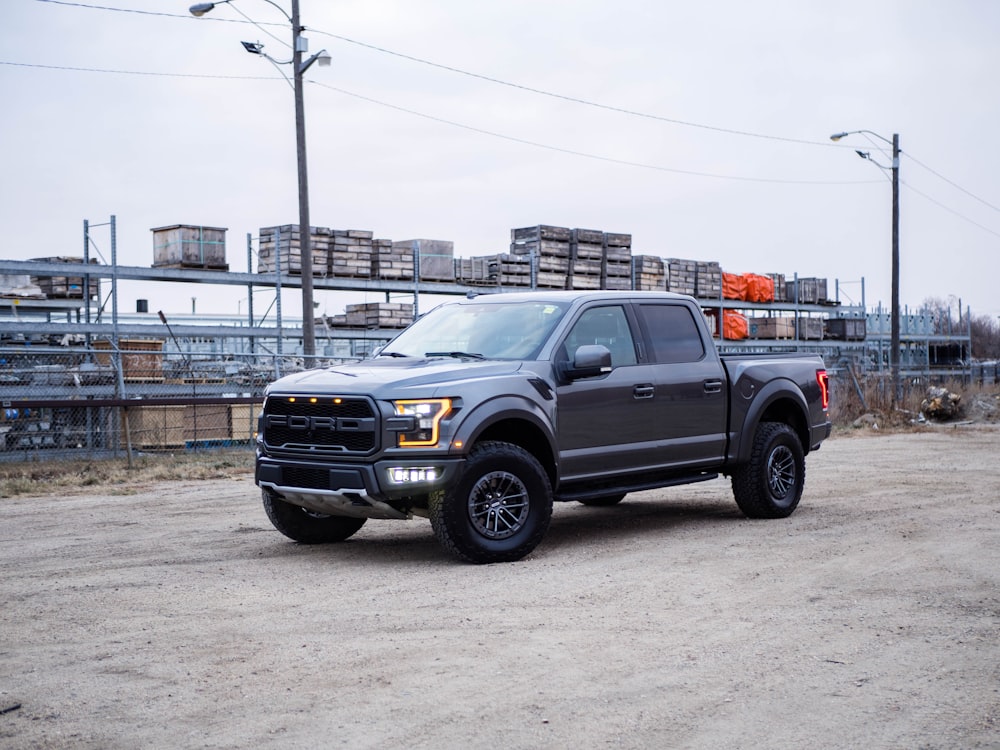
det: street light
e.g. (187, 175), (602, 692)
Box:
(831, 129), (901, 406)
(190, 0), (328, 358)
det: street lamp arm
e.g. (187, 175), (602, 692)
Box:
(830, 129), (894, 147)
(189, 0), (292, 23)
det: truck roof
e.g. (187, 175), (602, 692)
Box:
(456, 290), (694, 305)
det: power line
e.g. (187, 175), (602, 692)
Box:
(906, 153), (1000, 215)
(28, 0), (844, 148)
(902, 182), (1000, 240)
(310, 81), (878, 186)
(0, 59), (274, 80)
(28, 0), (1000, 216)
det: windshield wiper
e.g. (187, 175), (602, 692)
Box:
(425, 351), (486, 360)
(376, 351), (410, 358)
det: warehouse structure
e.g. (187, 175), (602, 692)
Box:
(0, 220), (975, 458)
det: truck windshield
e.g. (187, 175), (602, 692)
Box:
(379, 300), (570, 360)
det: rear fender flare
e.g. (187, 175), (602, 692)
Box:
(733, 379), (810, 464)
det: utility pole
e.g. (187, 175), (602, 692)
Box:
(890, 133), (900, 406)
(291, 0), (316, 357)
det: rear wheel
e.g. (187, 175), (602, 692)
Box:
(731, 422), (805, 519)
(430, 441), (552, 564)
(262, 490), (367, 543)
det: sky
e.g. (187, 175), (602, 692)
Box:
(2, 0), (999, 325)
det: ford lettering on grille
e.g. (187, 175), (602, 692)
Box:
(262, 397), (377, 454)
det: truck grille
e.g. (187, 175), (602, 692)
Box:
(262, 396), (377, 454)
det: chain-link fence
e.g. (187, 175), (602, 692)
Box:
(0, 343), (362, 462)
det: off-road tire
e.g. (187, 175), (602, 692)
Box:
(731, 422), (805, 519)
(578, 493), (627, 507)
(429, 441), (552, 564)
(262, 490), (367, 543)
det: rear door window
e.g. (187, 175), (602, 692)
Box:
(636, 304), (706, 364)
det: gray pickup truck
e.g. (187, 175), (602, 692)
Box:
(255, 291), (831, 563)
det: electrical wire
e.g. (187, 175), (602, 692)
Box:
(0, 59), (274, 80)
(26, 0), (1000, 219)
(901, 182), (1000, 240)
(905, 153), (1000, 215)
(0, 59), (877, 185)
(310, 81), (878, 185)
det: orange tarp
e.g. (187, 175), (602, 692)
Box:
(722, 310), (749, 339)
(722, 272), (747, 300)
(744, 273), (775, 303)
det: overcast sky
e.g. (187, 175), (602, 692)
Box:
(2, 0), (998, 325)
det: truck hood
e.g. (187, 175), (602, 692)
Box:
(265, 358), (527, 397)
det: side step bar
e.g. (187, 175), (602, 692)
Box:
(555, 472), (719, 503)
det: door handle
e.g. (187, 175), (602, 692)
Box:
(703, 379), (723, 394)
(633, 384), (655, 399)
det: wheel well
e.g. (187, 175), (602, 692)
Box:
(758, 398), (810, 453)
(474, 419), (556, 485)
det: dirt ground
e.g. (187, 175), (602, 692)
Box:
(1, 426), (999, 750)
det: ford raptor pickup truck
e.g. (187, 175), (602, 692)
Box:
(255, 291), (831, 563)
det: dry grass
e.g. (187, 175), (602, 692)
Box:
(830, 373), (1000, 429)
(3, 381), (998, 497)
(0, 449), (254, 498)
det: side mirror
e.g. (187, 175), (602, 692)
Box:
(565, 344), (613, 380)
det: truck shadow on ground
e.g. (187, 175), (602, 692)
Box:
(249, 496), (749, 566)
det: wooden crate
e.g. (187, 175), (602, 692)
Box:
(826, 317), (866, 340)
(230, 403), (262, 441)
(29, 257), (102, 299)
(185, 404), (231, 443)
(749, 317), (796, 339)
(124, 404), (232, 448)
(152, 225), (228, 269)
(393, 239), (455, 281)
(511, 225), (572, 242)
(123, 405), (185, 448)
(92, 339), (164, 381)
(799, 318), (825, 340)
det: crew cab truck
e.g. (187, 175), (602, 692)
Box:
(255, 291), (831, 563)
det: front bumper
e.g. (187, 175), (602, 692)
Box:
(256, 455), (465, 520)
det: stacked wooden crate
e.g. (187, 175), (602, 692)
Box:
(509, 225), (632, 290)
(769, 273), (787, 303)
(454, 256), (496, 286)
(258, 225), (328, 275)
(327, 229), (373, 278)
(28, 257), (101, 299)
(633, 255), (665, 290)
(489, 254), (532, 287)
(786, 277), (829, 304)
(695, 261), (723, 299)
(602, 232), (633, 290)
(324, 302), (414, 329)
(568, 228), (604, 290)
(510, 225), (571, 288)
(393, 239), (455, 281)
(372, 238), (413, 281)
(665, 259), (697, 296)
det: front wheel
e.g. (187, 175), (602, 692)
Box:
(731, 422), (805, 519)
(429, 441), (553, 564)
(262, 490), (367, 543)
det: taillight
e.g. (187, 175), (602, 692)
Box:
(817, 369), (830, 410)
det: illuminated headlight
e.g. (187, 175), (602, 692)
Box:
(393, 398), (451, 447)
(387, 467), (441, 484)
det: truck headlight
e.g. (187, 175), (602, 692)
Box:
(393, 398), (451, 447)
